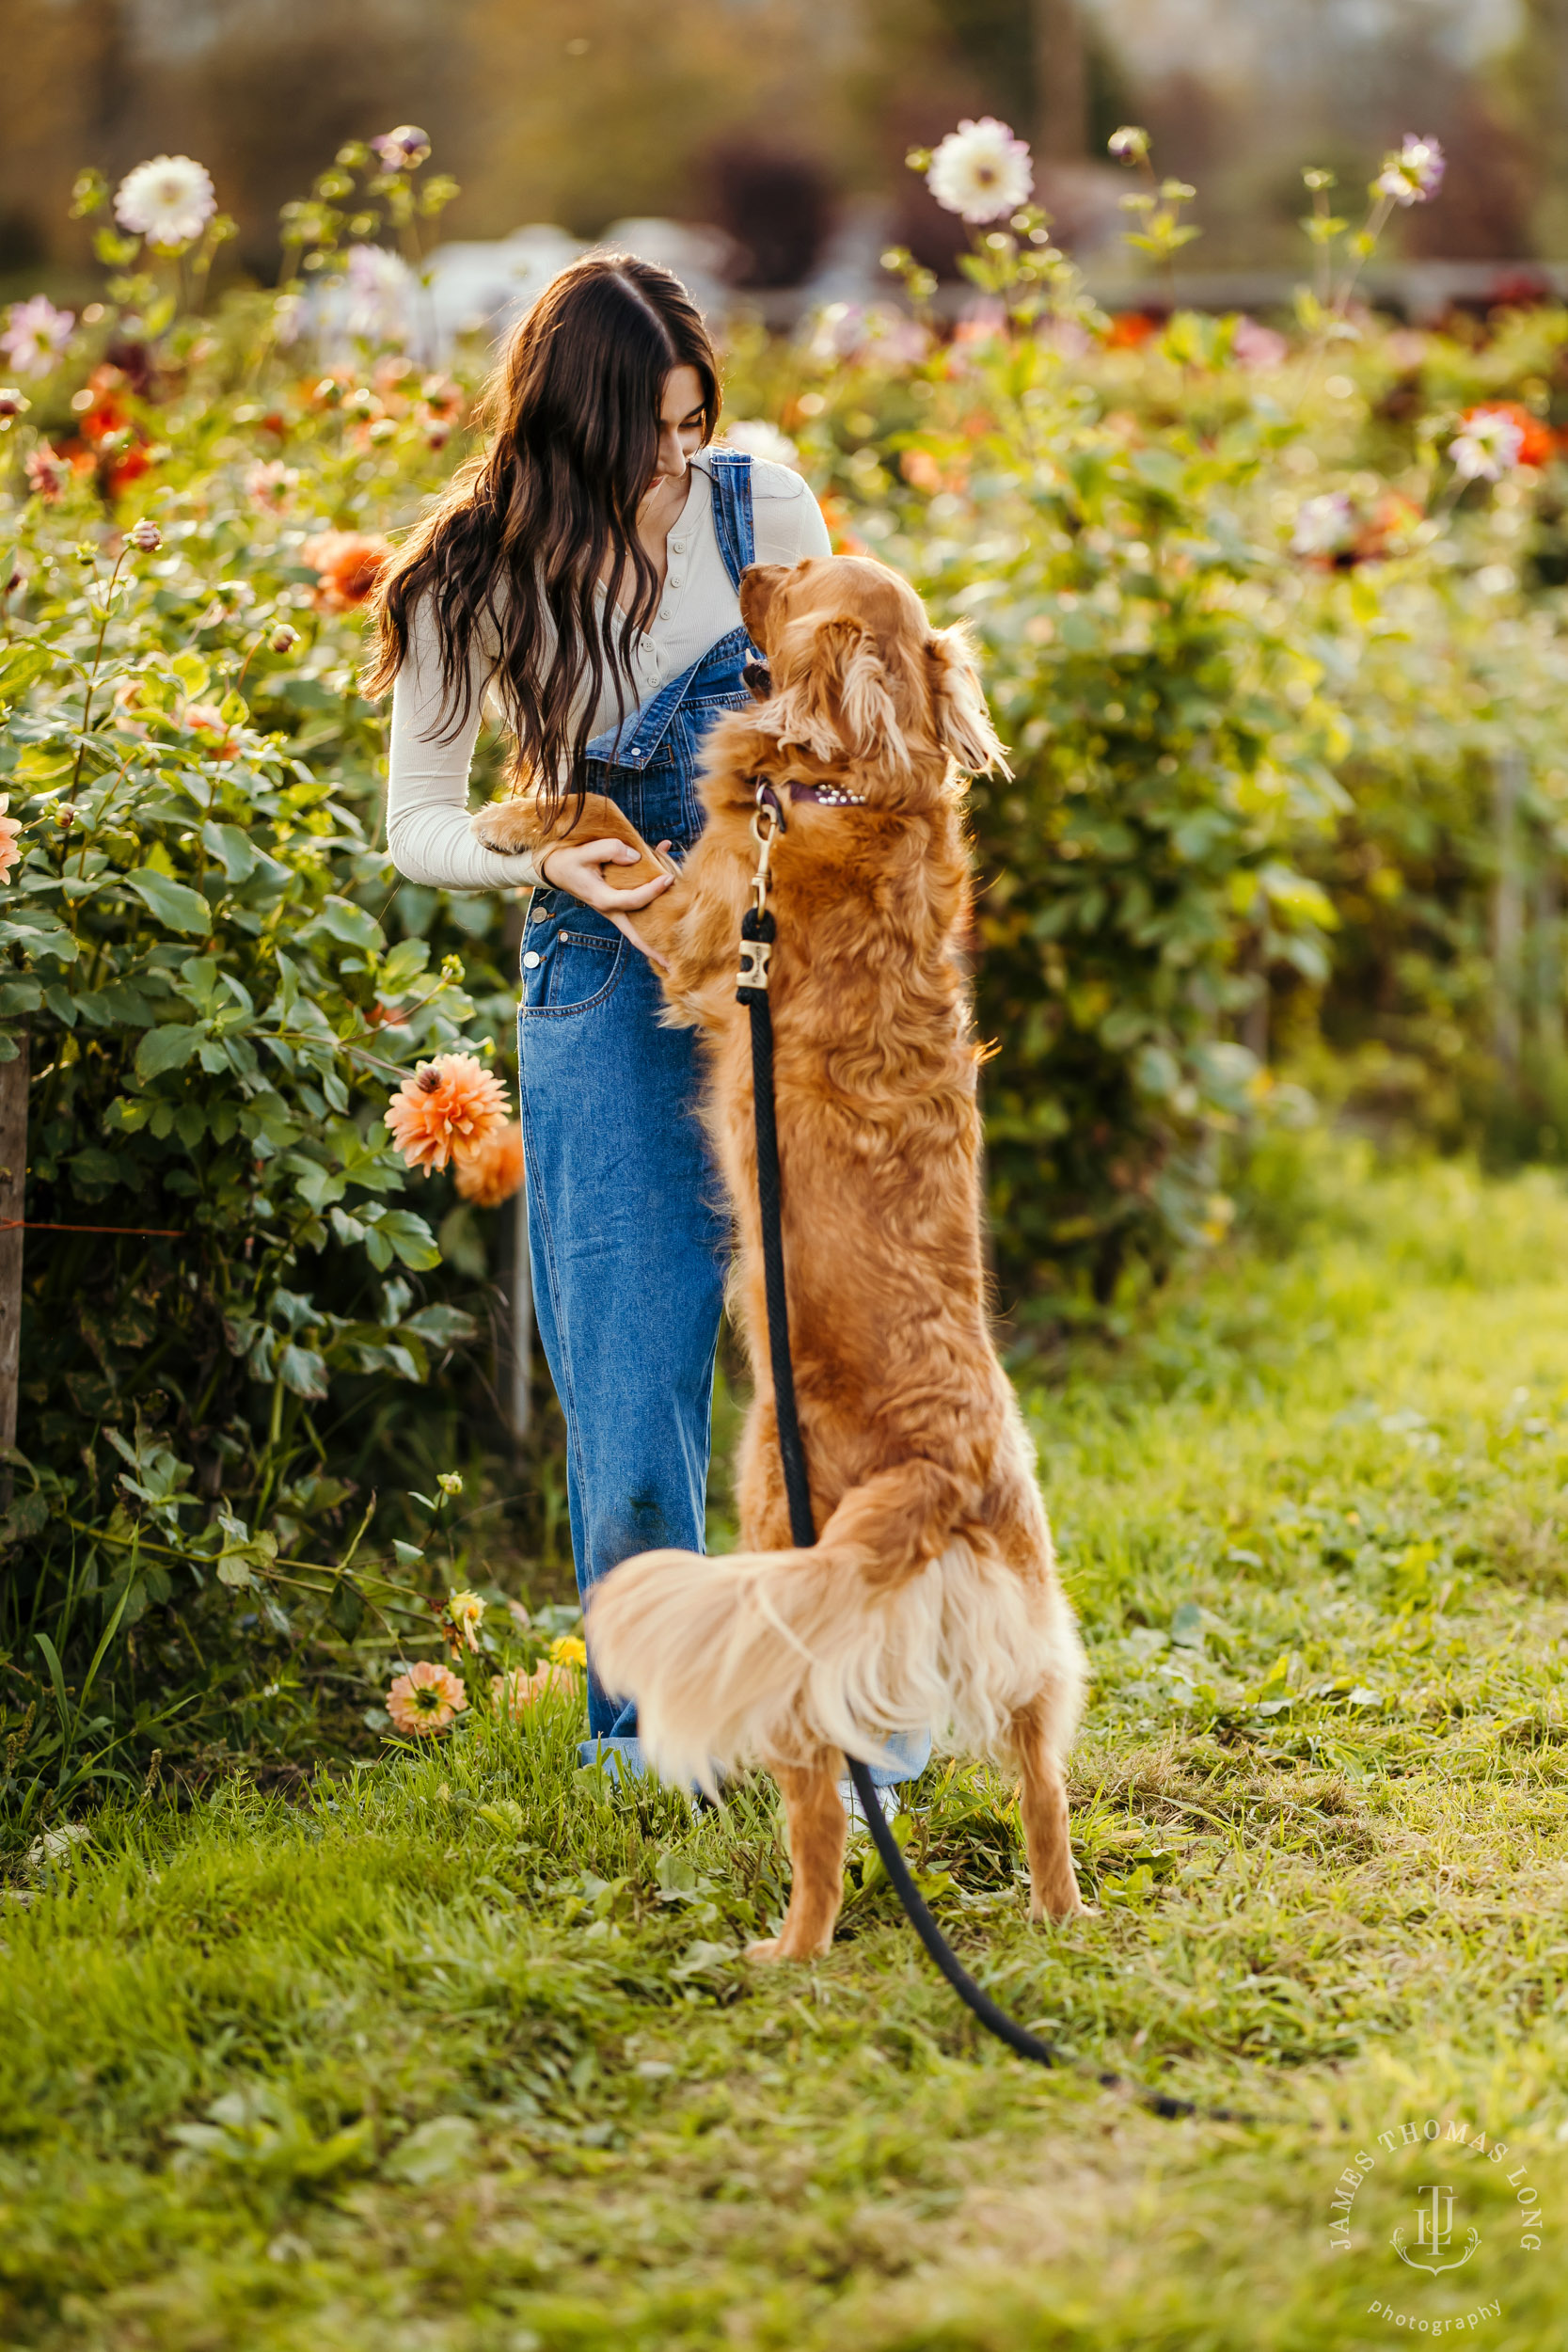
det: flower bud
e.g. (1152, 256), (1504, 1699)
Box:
(0, 388), (30, 421)
(269, 622), (299, 655)
(128, 518), (161, 551)
(436, 1471), (463, 1497)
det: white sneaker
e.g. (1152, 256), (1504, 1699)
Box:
(838, 1776), (899, 1830)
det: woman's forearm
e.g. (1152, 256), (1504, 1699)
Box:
(386, 603), (541, 893)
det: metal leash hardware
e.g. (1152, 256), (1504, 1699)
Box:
(736, 778), (784, 1003)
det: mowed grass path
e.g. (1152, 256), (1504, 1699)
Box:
(8, 1152), (1568, 2351)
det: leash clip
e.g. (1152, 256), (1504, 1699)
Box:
(749, 777), (784, 917)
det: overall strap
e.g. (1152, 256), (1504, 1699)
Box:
(705, 449), (756, 593)
(580, 453), (757, 771)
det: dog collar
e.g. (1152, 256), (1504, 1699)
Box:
(751, 776), (868, 829)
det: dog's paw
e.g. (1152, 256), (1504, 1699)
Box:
(1030, 1897), (1098, 1925)
(745, 1932), (828, 1965)
(470, 802), (536, 856)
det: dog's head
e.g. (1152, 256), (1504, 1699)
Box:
(738, 554), (1008, 793)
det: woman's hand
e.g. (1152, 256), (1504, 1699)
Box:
(537, 836), (673, 968)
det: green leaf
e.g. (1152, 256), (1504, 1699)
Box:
(373, 1210), (440, 1271)
(0, 642), (53, 701)
(328, 1576), (365, 1640)
(135, 1024), (203, 1080)
(125, 870), (214, 936)
(301, 896), (385, 953)
(278, 1344), (329, 1400)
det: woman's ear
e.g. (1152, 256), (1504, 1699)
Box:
(926, 623), (1009, 775)
(739, 564), (788, 653)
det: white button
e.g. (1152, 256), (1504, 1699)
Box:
(522, 950), (541, 968)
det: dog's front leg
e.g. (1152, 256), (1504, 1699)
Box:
(747, 1756), (847, 1962)
(470, 788), (673, 894)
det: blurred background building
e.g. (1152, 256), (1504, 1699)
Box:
(1, 0), (1566, 297)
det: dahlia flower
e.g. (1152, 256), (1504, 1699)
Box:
(24, 447), (67, 501)
(387, 1659), (467, 1736)
(1231, 317), (1289, 373)
(453, 1120), (525, 1208)
(927, 118), (1033, 224)
(720, 419), (800, 470)
(372, 125), (432, 171)
(299, 529), (392, 611)
(1376, 135), (1445, 208)
(448, 1589), (485, 1652)
(0, 796), (22, 883)
(114, 154), (217, 251)
(491, 1661), (574, 1717)
(385, 1053), (510, 1176)
(343, 244), (414, 342)
(1450, 406), (1526, 484)
(1, 296), (74, 377)
(245, 459), (298, 512)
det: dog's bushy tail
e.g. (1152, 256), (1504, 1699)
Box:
(585, 1494), (1083, 1795)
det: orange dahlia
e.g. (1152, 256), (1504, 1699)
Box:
(300, 528), (392, 611)
(385, 1053), (509, 1176)
(453, 1119), (525, 1208)
(386, 1659), (467, 1736)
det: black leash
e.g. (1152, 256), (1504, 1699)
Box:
(735, 788), (1248, 2123)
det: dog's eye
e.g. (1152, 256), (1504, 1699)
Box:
(743, 661), (773, 702)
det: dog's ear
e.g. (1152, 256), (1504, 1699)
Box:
(739, 563), (789, 654)
(927, 624), (1009, 776)
(772, 617), (907, 767)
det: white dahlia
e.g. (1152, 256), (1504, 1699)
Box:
(927, 118), (1034, 225)
(115, 154), (217, 252)
(720, 419), (800, 470)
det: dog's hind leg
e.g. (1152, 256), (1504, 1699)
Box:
(746, 1755), (847, 1963)
(1012, 1694), (1084, 1923)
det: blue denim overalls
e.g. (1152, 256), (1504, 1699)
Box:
(518, 453), (927, 1791)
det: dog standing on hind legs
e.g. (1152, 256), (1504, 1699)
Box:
(474, 553), (1086, 1957)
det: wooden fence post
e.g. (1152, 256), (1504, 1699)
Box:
(0, 1031), (28, 1473)
(1534, 859), (1563, 1063)
(1493, 749), (1525, 1074)
(507, 1175), (532, 1446)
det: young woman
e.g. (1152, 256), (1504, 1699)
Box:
(371, 254), (925, 1794)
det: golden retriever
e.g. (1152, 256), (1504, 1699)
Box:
(474, 554), (1085, 1959)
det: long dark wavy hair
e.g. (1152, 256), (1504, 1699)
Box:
(365, 253), (720, 810)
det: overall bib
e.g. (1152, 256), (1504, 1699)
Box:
(518, 452), (927, 1789)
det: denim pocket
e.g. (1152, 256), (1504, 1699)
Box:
(522, 911), (625, 1017)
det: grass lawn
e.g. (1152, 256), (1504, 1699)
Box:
(8, 1146), (1568, 2351)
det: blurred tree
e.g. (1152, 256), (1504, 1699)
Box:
(1034, 0), (1087, 159)
(457, 0), (860, 236)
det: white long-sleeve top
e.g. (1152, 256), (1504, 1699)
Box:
(385, 451), (832, 893)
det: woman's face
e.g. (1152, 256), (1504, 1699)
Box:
(649, 364), (706, 492)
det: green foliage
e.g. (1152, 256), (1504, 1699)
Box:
(0, 151), (532, 1805)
